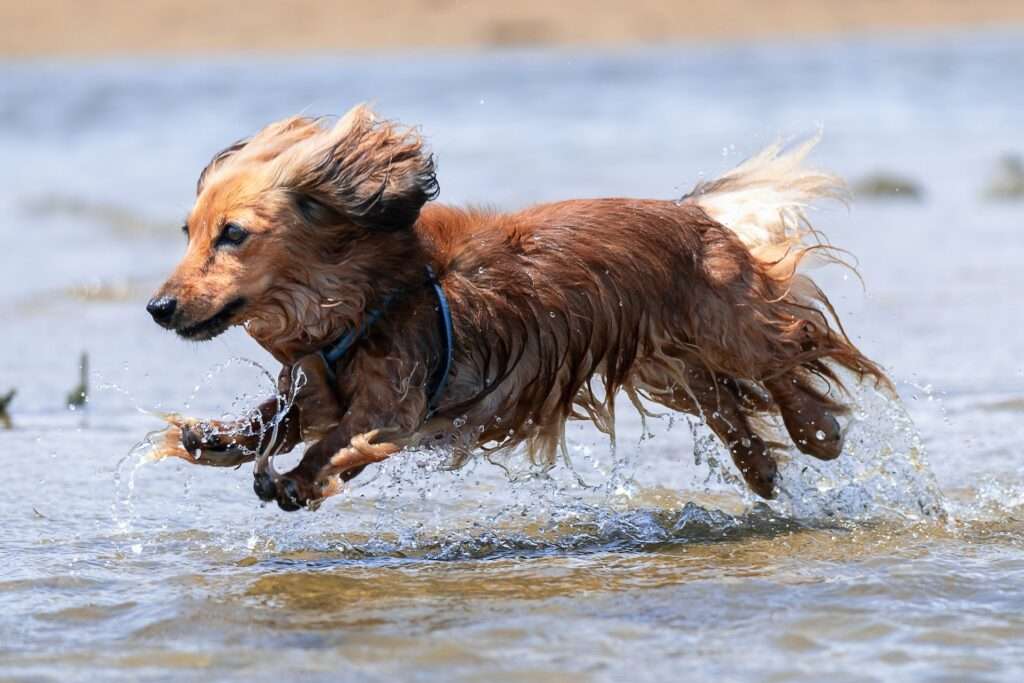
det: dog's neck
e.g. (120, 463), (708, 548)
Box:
(244, 230), (431, 365)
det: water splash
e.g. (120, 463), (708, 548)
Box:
(109, 357), (297, 534)
(772, 380), (947, 522)
(111, 441), (151, 535)
(107, 353), (950, 562)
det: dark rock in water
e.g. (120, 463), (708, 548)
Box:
(66, 352), (88, 409)
(853, 173), (924, 200)
(0, 388), (14, 429)
(983, 155), (1024, 200)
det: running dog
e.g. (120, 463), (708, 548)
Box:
(147, 105), (886, 511)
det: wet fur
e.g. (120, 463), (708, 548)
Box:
(150, 105), (888, 509)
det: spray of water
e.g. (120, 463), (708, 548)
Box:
(108, 356), (951, 559)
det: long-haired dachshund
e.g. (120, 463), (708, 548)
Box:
(147, 105), (886, 511)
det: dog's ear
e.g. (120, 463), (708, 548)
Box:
(280, 105), (439, 231)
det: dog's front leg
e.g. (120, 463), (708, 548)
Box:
(251, 353), (421, 511)
(254, 425), (403, 511)
(151, 364), (307, 468)
(155, 399), (301, 467)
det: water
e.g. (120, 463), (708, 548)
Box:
(2, 30), (1024, 681)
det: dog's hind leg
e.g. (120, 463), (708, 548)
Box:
(637, 364), (778, 498)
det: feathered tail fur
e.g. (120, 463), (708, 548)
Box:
(682, 136), (889, 406)
(685, 135), (848, 279)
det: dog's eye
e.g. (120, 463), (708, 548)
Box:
(216, 222), (249, 248)
(181, 224), (189, 239)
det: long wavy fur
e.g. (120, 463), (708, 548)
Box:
(176, 107), (890, 499)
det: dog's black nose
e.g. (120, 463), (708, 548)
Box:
(146, 296), (177, 324)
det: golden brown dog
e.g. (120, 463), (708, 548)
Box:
(147, 105), (886, 511)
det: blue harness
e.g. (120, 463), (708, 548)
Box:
(318, 266), (454, 417)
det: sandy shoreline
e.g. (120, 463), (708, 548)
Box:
(2, 0), (1023, 57)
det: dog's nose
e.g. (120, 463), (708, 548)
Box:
(146, 296), (177, 324)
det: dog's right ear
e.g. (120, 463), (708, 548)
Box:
(276, 105), (440, 232)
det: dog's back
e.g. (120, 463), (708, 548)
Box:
(414, 142), (885, 496)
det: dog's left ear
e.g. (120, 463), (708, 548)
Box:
(281, 105), (439, 231)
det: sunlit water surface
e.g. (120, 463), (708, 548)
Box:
(2, 30), (1024, 682)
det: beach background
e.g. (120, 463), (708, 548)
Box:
(3, 0), (1024, 54)
(2, 3), (1024, 682)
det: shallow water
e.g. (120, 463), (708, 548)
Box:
(2, 30), (1024, 682)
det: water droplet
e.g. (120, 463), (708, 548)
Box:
(815, 430), (827, 440)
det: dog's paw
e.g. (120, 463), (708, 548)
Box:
(791, 412), (844, 461)
(738, 457), (777, 500)
(729, 435), (778, 500)
(149, 415), (255, 467)
(253, 470), (279, 502)
(179, 422), (256, 467)
(253, 471), (326, 512)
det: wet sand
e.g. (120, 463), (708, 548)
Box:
(2, 0), (1024, 56)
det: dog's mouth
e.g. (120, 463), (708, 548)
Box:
(177, 298), (247, 341)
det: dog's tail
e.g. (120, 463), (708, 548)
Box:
(682, 136), (890, 394)
(682, 135), (846, 281)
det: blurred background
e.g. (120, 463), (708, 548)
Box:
(2, 3), (1024, 683)
(3, 0), (1024, 53)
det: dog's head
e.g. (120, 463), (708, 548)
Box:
(147, 105), (438, 352)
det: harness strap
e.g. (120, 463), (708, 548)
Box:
(425, 266), (454, 417)
(317, 266), (453, 417)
